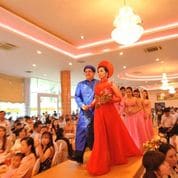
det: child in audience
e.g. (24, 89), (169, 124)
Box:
(37, 131), (54, 173)
(1, 153), (25, 178)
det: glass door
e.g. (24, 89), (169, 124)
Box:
(37, 93), (59, 116)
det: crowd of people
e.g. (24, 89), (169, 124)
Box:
(0, 110), (78, 177)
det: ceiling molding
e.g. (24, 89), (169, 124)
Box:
(0, 7), (178, 59)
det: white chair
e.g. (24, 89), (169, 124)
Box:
(56, 140), (68, 163)
(51, 149), (60, 167)
(31, 158), (40, 176)
(53, 141), (59, 152)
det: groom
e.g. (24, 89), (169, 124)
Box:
(72, 65), (98, 164)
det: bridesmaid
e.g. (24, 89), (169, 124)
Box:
(123, 87), (148, 149)
(142, 90), (154, 140)
(115, 86), (126, 120)
(133, 89), (150, 141)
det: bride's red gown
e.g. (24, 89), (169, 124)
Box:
(86, 80), (141, 175)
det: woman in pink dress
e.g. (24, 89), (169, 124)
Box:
(133, 89), (150, 141)
(123, 87), (148, 149)
(142, 90), (154, 139)
(115, 86), (126, 120)
(86, 60), (140, 176)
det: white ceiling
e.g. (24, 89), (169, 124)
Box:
(0, 0), (178, 89)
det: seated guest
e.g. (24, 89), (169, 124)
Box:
(36, 132), (54, 173)
(55, 128), (73, 158)
(12, 122), (23, 134)
(170, 118), (178, 136)
(142, 150), (170, 178)
(24, 116), (34, 135)
(32, 121), (42, 147)
(1, 153), (25, 178)
(0, 111), (11, 137)
(11, 127), (27, 153)
(159, 107), (177, 142)
(51, 119), (60, 141)
(13, 137), (36, 178)
(58, 116), (66, 128)
(169, 118), (178, 151)
(40, 125), (49, 135)
(158, 143), (178, 177)
(64, 119), (75, 135)
(0, 126), (11, 155)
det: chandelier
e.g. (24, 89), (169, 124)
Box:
(111, 5), (144, 45)
(161, 73), (169, 90)
(160, 73), (176, 94)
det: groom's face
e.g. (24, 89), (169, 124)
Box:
(84, 69), (95, 81)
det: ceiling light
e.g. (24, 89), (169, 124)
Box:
(32, 64), (36, 67)
(155, 58), (160, 62)
(111, 5), (144, 45)
(161, 83), (169, 90)
(36, 50), (42, 54)
(25, 70), (33, 73)
(161, 73), (168, 83)
(160, 93), (165, 99)
(161, 73), (169, 90)
(119, 51), (124, 55)
(123, 65), (126, 69)
(68, 62), (72, 66)
(80, 35), (84, 39)
(102, 48), (110, 52)
(169, 86), (176, 94)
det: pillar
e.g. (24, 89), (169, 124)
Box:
(24, 78), (31, 116)
(60, 70), (71, 115)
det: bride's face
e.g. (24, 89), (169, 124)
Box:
(97, 67), (108, 79)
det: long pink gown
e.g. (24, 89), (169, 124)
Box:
(123, 97), (149, 149)
(142, 99), (154, 139)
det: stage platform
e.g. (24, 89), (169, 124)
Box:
(33, 152), (143, 178)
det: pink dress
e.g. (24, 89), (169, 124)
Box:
(142, 99), (154, 140)
(123, 98), (149, 149)
(114, 97), (125, 120)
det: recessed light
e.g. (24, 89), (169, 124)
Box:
(32, 64), (36, 67)
(80, 35), (85, 39)
(68, 62), (72, 66)
(123, 66), (126, 69)
(119, 52), (123, 55)
(155, 58), (160, 62)
(36, 50), (42, 54)
(102, 49), (110, 52)
(25, 70), (33, 73)
(77, 60), (85, 63)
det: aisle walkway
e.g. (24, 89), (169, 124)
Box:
(33, 152), (143, 178)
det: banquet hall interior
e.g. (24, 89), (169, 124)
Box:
(0, 0), (178, 178)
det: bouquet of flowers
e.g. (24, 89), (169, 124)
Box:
(95, 89), (113, 108)
(143, 135), (166, 151)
